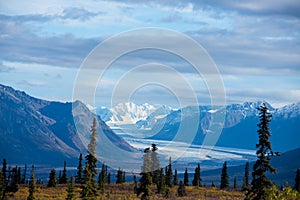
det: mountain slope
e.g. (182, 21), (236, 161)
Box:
(0, 84), (135, 165)
(149, 102), (300, 152)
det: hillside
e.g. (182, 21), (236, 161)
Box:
(0, 84), (135, 165)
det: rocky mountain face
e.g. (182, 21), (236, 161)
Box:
(0, 84), (135, 165)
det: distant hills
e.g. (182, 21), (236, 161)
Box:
(0, 84), (135, 165)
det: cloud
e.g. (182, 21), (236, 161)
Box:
(0, 61), (14, 73)
(62, 7), (101, 20)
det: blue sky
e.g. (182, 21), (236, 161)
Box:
(0, 0), (300, 108)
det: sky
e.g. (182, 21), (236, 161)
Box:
(0, 0), (300, 108)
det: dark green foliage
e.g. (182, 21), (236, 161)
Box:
(220, 161), (229, 189)
(60, 161), (68, 184)
(173, 169), (178, 186)
(137, 172), (152, 200)
(47, 169), (57, 187)
(27, 167), (36, 200)
(177, 181), (186, 197)
(165, 157), (173, 187)
(246, 104), (279, 200)
(151, 144), (160, 184)
(7, 166), (19, 193)
(137, 148), (153, 200)
(234, 176), (237, 190)
(211, 181), (216, 188)
(295, 168), (300, 192)
(81, 118), (99, 199)
(116, 168), (125, 184)
(2, 159), (7, 182)
(98, 163), (107, 192)
(184, 168), (189, 186)
(66, 176), (75, 200)
(107, 173), (111, 184)
(76, 153), (83, 184)
(192, 163), (201, 187)
(21, 164), (27, 184)
(156, 168), (166, 194)
(242, 161), (250, 191)
(0, 171), (4, 199)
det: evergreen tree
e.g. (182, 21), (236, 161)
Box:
(184, 168), (189, 186)
(98, 163), (106, 191)
(48, 169), (57, 187)
(177, 181), (186, 197)
(116, 168), (124, 184)
(192, 163), (201, 187)
(76, 153), (83, 184)
(151, 144), (160, 184)
(58, 171), (62, 184)
(295, 168), (300, 193)
(234, 176), (237, 190)
(66, 176), (75, 200)
(173, 169), (178, 186)
(27, 166), (36, 200)
(156, 168), (166, 194)
(0, 171), (4, 199)
(2, 159), (7, 182)
(242, 161), (250, 191)
(107, 173), (111, 184)
(7, 166), (18, 193)
(220, 161), (229, 189)
(21, 164), (27, 184)
(137, 148), (152, 200)
(211, 181), (216, 188)
(246, 104), (279, 200)
(60, 161), (68, 184)
(17, 167), (21, 184)
(81, 118), (98, 199)
(165, 157), (173, 187)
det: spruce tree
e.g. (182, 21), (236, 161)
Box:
(76, 153), (83, 184)
(48, 169), (57, 187)
(242, 161), (250, 191)
(27, 166), (36, 200)
(98, 163), (106, 192)
(295, 168), (300, 193)
(211, 181), (216, 188)
(156, 168), (166, 194)
(60, 161), (68, 184)
(66, 176), (75, 200)
(107, 173), (111, 184)
(7, 166), (18, 193)
(173, 169), (178, 186)
(0, 171), (4, 199)
(177, 181), (186, 197)
(2, 159), (7, 182)
(246, 104), (279, 200)
(233, 176), (237, 190)
(184, 168), (189, 186)
(21, 164), (27, 184)
(192, 163), (201, 187)
(220, 161), (229, 189)
(151, 144), (160, 184)
(137, 148), (152, 200)
(81, 118), (98, 199)
(165, 157), (173, 187)
(116, 168), (124, 184)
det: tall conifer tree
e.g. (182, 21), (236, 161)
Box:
(220, 161), (229, 189)
(76, 153), (83, 184)
(246, 104), (279, 200)
(184, 168), (189, 186)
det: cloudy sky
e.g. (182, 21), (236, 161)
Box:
(0, 0), (299, 108)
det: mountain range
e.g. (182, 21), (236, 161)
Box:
(0, 84), (135, 165)
(98, 101), (300, 152)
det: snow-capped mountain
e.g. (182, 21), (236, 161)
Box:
(96, 102), (173, 127)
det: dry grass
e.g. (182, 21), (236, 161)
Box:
(10, 183), (245, 200)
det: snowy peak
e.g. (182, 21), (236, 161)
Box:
(96, 102), (173, 126)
